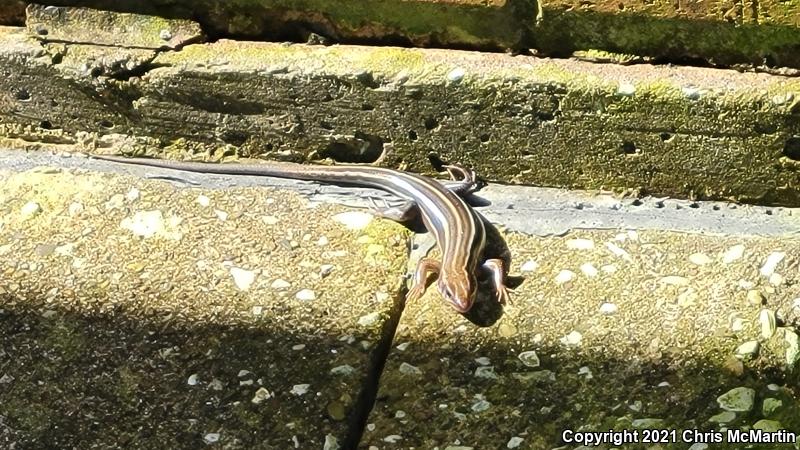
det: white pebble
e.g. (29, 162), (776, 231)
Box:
(447, 67), (465, 83)
(396, 342), (410, 351)
(760, 252), (786, 277)
(292, 344), (306, 350)
(517, 351), (540, 368)
(760, 309), (777, 339)
(333, 211), (373, 230)
(398, 362), (422, 375)
(689, 253), (711, 265)
(601, 264), (617, 273)
(68, 202), (84, 216)
(187, 374), (199, 385)
(20, 201), (42, 217)
(606, 242), (632, 261)
(271, 279), (291, 289)
(474, 366), (498, 379)
(214, 209), (228, 221)
(561, 331), (582, 346)
(567, 239), (595, 250)
(251, 387), (272, 404)
(126, 188), (140, 201)
(121, 210), (174, 239)
(769, 273), (783, 286)
(722, 244), (745, 263)
(295, 289), (316, 301)
(251, 305), (263, 316)
(507, 436), (524, 448)
(383, 435), (403, 443)
(290, 384), (310, 395)
(599, 302), (618, 315)
(229, 267), (256, 291)
(196, 194), (211, 207)
(317, 236), (329, 246)
(682, 86), (701, 99)
(203, 433), (220, 444)
(520, 260), (538, 272)
(474, 357), (491, 366)
(578, 366), (593, 379)
(471, 399), (491, 412)
(729, 315), (744, 332)
(262, 215), (279, 225)
(617, 82), (635, 96)
(330, 365), (356, 376)
(736, 340), (760, 358)
(738, 279), (755, 290)
(357, 312), (381, 327)
(323, 434), (339, 450)
(660, 275), (690, 286)
(580, 263), (598, 277)
(555, 270), (576, 284)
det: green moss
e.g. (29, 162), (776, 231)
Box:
(534, 9), (800, 67)
(228, 0), (525, 47)
(44, 319), (88, 363)
(116, 366), (142, 406)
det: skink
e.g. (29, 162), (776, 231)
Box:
(89, 154), (510, 312)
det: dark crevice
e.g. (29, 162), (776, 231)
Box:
(31, 33), (198, 82)
(32, 36), (204, 52)
(341, 287), (406, 450)
(320, 132), (384, 163)
(620, 141), (638, 155)
(108, 59), (167, 81)
(783, 136), (800, 161)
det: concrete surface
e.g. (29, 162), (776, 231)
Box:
(0, 157), (409, 448)
(365, 229), (800, 449)
(1, 147), (799, 449)
(2, 150), (799, 238)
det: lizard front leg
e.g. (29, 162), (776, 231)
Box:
(481, 258), (511, 305)
(406, 258), (441, 302)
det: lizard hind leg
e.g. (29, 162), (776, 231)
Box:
(441, 164), (485, 196)
(367, 196), (419, 223)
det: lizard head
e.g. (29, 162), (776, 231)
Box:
(438, 270), (478, 313)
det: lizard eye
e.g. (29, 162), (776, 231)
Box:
(443, 288), (454, 301)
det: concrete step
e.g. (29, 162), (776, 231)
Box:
(2, 23), (799, 206)
(1, 148), (799, 448)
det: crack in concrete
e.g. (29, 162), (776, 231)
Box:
(342, 289), (406, 449)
